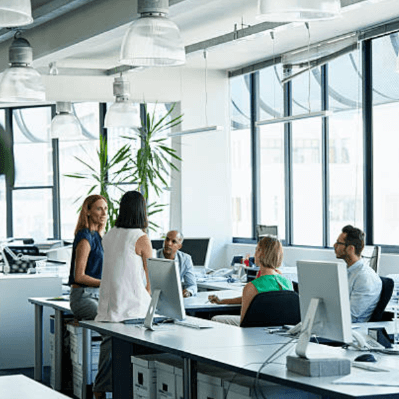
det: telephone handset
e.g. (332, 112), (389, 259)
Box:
(352, 330), (385, 350)
(209, 268), (233, 277)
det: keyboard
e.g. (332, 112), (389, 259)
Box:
(174, 319), (213, 329)
(123, 316), (169, 325)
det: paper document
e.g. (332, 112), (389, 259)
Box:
(333, 369), (399, 386)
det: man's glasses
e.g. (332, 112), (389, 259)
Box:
(335, 241), (347, 246)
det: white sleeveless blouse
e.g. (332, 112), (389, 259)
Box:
(95, 227), (151, 322)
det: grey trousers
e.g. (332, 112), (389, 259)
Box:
(70, 287), (112, 393)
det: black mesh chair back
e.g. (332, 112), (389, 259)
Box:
(369, 276), (394, 322)
(240, 290), (301, 328)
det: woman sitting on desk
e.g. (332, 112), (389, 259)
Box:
(68, 194), (110, 399)
(209, 236), (293, 326)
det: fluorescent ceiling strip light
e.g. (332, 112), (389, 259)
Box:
(256, 110), (332, 126)
(168, 125), (223, 137)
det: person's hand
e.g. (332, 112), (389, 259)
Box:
(183, 289), (192, 298)
(208, 294), (222, 304)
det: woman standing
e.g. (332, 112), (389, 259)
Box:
(93, 191), (152, 399)
(96, 190), (152, 322)
(67, 194), (111, 399)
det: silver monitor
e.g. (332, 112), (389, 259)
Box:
(286, 261), (353, 377)
(296, 260), (352, 345)
(144, 258), (186, 330)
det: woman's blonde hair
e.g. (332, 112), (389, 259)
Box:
(74, 194), (107, 236)
(256, 236), (283, 270)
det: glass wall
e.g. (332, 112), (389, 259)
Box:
(59, 103), (100, 239)
(373, 33), (399, 245)
(230, 75), (252, 237)
(230, 33), (399, 250)
(12, 107), (54, 240)
(258, 65), (285, 241)
(328, 48), (364, 245)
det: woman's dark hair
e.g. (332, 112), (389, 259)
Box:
(115, 191), (148, 229)
(342, 225), (365, 256)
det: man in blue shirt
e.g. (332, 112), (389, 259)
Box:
(334, 225), (382, 322)
(157, 230), (197, 297)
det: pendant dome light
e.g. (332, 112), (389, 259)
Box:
(257, 0), (341, 22)
(0, 32), (45, 102)
(0, 0), (33, 27)
(51, 102), (83, 141)
(119, 0), (185, 67)
(104, 76), (141, 129)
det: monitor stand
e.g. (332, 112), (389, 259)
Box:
(143, 289), (161, 331)
(286, 298), (351, 377)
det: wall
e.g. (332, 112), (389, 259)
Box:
(178, 68), (232, 267)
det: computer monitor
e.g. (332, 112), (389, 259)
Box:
(151, 237), (213, 270)
(286, 261), (352, 376)
(144, 258), (186, 330)
(256, 225), (278, 241)
(362, 245), (381, 274)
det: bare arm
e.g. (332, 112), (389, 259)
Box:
(74, 239), (101, 287)
(135, 234), (153, 294)
(208, 295), (242, 305)
(240, 282), (258, 322)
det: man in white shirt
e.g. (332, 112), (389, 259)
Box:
(334, 225), (382, 322)
(156, 230), (197, 297)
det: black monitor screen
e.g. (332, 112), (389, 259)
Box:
(151, 238), (212, 267)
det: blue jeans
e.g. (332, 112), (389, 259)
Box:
(70, 287), (112, 393)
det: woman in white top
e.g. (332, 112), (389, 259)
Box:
(93, 190), (152, 399)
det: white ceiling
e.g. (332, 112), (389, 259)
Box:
(0, 0), (394, 76)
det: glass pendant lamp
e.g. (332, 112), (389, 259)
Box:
(257, 0), (341, 22)
(120, 0), (185, 66)
(51, 102), (83, 141)
(0, 33), (45, 102)
(104, 76), (141, 129)
(0, 0), (33, 27)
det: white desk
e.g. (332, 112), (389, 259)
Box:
(29, 291), (242, 398)
(28, 297), (93, 399)
(79, 319), (399, 399)
(0, 374), (70, 398)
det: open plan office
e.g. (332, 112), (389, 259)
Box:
(3, 0), (399, 399)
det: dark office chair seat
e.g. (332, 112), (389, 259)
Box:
(240, 290), (301, 328)
(369, 276), (394, 322)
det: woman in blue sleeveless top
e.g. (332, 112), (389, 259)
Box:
(68, 194), (109, 398)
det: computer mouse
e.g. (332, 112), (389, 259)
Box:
(354, 353), (377, 363)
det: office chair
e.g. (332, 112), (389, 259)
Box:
(368, 276), (394, 322)
(240, 290), (301, 328)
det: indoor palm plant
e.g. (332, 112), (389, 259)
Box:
(67, 103), (182, 232)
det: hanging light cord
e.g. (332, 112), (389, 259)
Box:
(305, 22), (311, 113)
(204, 49), (209, 126)
(270, 31), (276, 115)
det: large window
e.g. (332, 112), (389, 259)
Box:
(2, 101), (174, 241)
(12, 107), (54, 240)
(230, 75), (252, 237)
(230, 30), (399, 250)
(59, 103), (100, 239)
(373, 33), (399, 245)
(328, 48), (364, 245)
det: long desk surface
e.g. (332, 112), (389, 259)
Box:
(28, 290), (242, 398)
(80, 319), (399, 399)
(0, 375), (70, 399)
